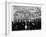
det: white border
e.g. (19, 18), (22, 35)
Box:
(6, 2), (45, 35)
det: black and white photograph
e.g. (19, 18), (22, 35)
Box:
(0, 0), (46, 36)
(11, 6), (41, 31)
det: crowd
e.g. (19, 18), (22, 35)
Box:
(12, 19), (41, 31)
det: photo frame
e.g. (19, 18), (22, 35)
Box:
(5, 1), (44, 35)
